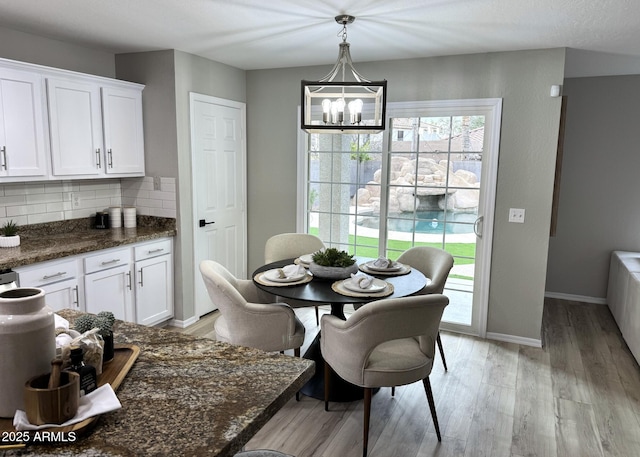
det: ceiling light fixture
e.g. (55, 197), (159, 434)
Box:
(301, 15), (387, 134)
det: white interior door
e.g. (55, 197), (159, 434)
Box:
(190, 93), (247, 317)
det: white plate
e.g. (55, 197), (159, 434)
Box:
(263, 268), (307, 283)
(298, 254), (314, 265)
(364, 261), (403, 272)
(342, 277), (387, 293)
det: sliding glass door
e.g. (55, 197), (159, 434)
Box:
(300, 99), (502, 336)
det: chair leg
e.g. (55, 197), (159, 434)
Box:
(423, 377), (441, 441)
(294, 347), (300, 358)
(437, 331), (447, 371)
(324, 360), (331, 411)
(315, 305), (320, 325)
(363, 387), (372, 457)
(391, 386), (395, 397)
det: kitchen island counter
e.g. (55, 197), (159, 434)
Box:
(3, 310), (314, 456)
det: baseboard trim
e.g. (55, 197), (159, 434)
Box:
(485, 332), (542, 348)
(168, 315), (199, 328)
(544, 291), (607, 305)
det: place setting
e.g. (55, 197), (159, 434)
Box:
(254, 263), (313, 287)
(359, 257), (412, 276)
(331, 272), (394, 298)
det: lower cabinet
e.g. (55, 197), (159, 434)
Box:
(16, 237), (173, 325)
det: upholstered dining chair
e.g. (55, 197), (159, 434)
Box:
(199, 260), (305, 356)
(397, 246), (454, 371)
(264, 233), (326, 325)
(321, 294), (449, 457)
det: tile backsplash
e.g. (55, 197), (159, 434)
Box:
(0, 177), (176, 227)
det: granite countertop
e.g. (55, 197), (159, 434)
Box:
(0, 217), (177, 270)
(4, 310), (314, 456)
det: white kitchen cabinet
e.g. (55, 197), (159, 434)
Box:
(47, 78), (104, 176)
(0, 67), (48, 180)
(134, 239), (174, 326)
(15, 258), (82, 312)
(102, 86), (145, 175)
(83, 248), (134, 322)
(47, 78), (145, 178)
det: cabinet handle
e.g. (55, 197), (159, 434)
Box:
(1, 146), (6, 170)
(96, 148), (101, 168)
(73, 285), (79, 308)
(148, 248), (165, 254)
(127, 271), (132, 290)
(42, 271), (67, 280)
(138, 269), (143, 287)
(100, 259), (120, 266)
(107, 149), (113, 168)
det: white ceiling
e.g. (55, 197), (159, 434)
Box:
(0, 0), (640, 72)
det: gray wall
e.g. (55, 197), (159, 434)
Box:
(247, 49), (566, 341)
(546, 75), (640, 300)
(0, 25), (114, 77)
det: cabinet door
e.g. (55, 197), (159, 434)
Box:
(41, 278), (81, 312)
(84, 264), (134, 322)
(102, 86), (145, 175)
(0, 68), (48, 178)
(47, 78), (104, 176)
(135, 254), (173, 326)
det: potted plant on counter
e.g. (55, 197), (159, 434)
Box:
(74, 311), (116, 363)
(309, 247), (358, 280)
(0, 220), (20, 248)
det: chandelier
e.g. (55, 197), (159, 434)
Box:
(301, 15), (387, 134)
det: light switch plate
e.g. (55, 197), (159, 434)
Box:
(509, 208), (525, 223)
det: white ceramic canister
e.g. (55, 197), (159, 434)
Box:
(109, 206), (122, 228)
(0, 288), (55, 418)
(123, 206), (136, 228)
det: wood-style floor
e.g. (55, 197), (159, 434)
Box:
(166, 299), (640, 457)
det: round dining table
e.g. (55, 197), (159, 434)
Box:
(252, 257), (428, 402)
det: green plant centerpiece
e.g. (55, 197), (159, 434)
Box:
(74, 311), (116, 363)
(309, 247), (359, 280)
(0, 220), (20, 248)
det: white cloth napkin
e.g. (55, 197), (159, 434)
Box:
(373, 257), (397, 269)
(277, 264), (306, 278)
(54, 313), (70, 331)
(13, 384), (122, 431)
(350, 273), (374, 289)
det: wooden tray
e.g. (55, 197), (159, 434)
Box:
(0, 344), (140, 444)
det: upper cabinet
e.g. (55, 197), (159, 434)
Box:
(0, 57), (145, 182)
(0, 68), (49, 179)
(48, 79), (145, 178)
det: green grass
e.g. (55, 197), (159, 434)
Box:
(308, 228), (476, 264)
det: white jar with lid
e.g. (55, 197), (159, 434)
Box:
(0, 288), (55, 418)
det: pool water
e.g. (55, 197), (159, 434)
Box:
(358, 211), (476, 235)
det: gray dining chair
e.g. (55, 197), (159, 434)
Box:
(265, 232), (326, 325)
(199, 260), (305, 356)
(397, 246), (454, 371)
(321, 294), (449, 457)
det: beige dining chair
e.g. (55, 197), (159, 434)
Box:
(199, 260), (305, 356)
(321, 294), (449, 457)
(397, 246), (454, 371)
(264, 233), (326, 325)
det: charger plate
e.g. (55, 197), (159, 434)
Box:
(331, 279), (394, 298)
(0, 344), (140, 447)
(359, 262), (411, 276)
(254, 271), (313, 287)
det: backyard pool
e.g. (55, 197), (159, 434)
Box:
(357, 210), (477, 235)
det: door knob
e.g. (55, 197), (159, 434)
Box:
(199, 219), (215, 227)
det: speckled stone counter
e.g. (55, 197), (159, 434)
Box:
(0, 217), (176, 270)
(4, 310), (314, 456)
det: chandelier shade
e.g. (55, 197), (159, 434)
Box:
(301, 15), (387, 134)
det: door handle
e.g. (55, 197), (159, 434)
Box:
(199, 219), (215, 227)
(1, 146), (6, 170)
(474, 215), (483, 238)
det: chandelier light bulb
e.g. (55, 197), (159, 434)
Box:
(322, 99), (332, 123)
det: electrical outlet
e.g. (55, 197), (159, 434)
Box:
(153, 176), (161, 191)
(70, 193), (80, 208)
(508, 208), (525, 223)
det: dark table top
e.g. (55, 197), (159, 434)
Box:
(252, 257), (427, 306)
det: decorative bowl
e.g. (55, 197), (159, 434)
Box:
(308, 261), (359, 280)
